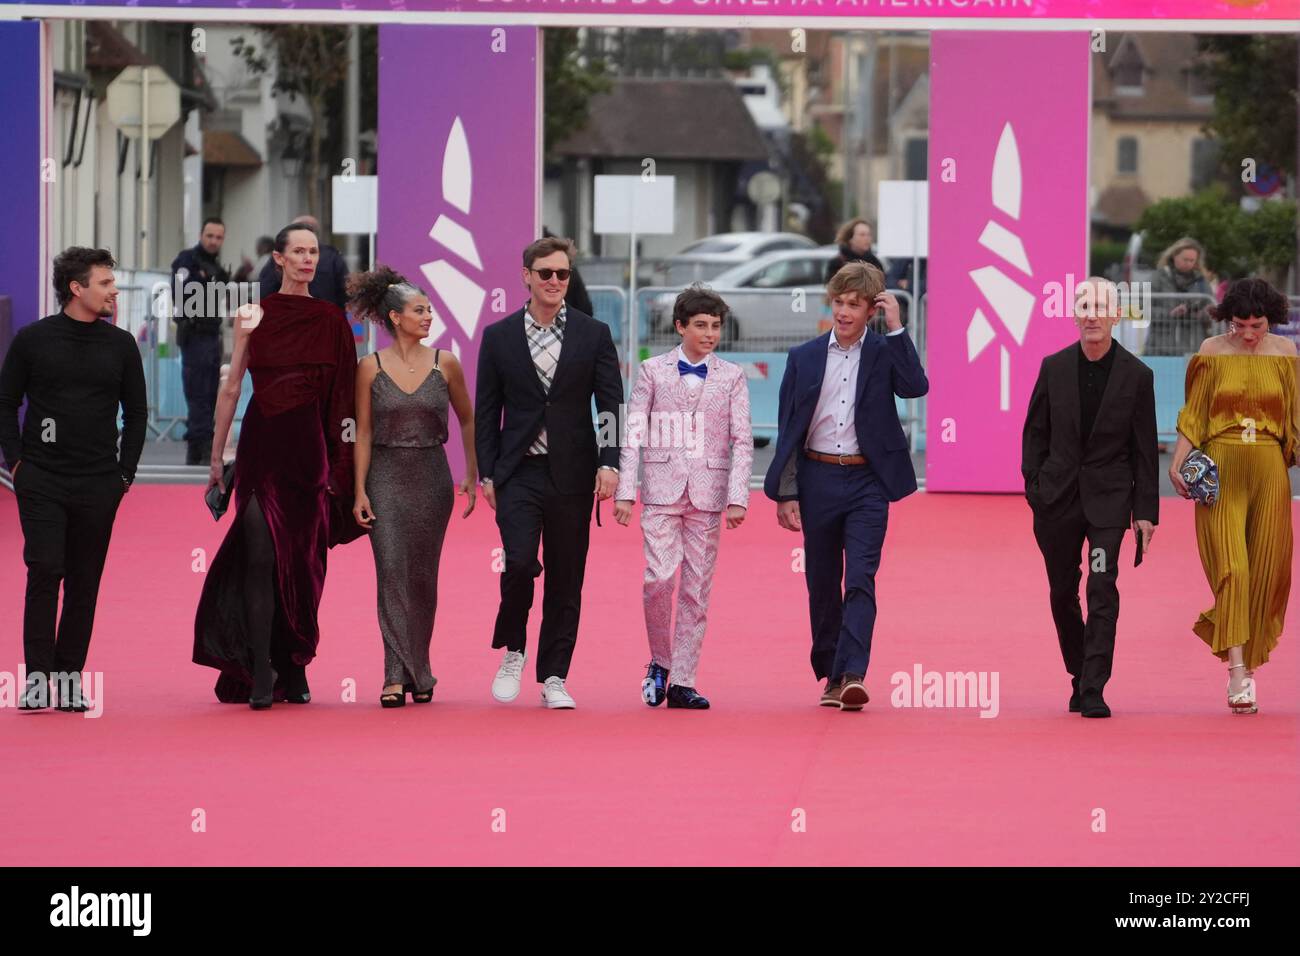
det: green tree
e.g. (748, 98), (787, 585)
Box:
(1136, 188), (1250, 277)
(542, 30), (612, 162)
(1136, 188), (1297, 282)
(232, 26), (352, 221)
(1239, 199), (1297, 287)
(1197, 35), (1298, 181)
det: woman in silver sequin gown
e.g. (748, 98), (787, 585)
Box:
(349, 268), (477, 707)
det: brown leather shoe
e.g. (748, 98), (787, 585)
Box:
(838, 675), (869, 711)
(819, 678), (842, 708)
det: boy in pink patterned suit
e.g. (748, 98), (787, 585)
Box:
(613, 285), (753, 709)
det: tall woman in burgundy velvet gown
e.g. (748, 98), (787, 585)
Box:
(194, 223), (362, 708)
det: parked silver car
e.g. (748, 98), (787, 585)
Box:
(650, 231), (818, 287)
(649, 247), (838, 348)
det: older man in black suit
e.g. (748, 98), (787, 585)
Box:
(1022, 277), (1159, 718)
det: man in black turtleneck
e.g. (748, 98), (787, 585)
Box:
(171, 217), (231, 465)
(0, 247), (147, 712)
(1021, 277), (1159, 720)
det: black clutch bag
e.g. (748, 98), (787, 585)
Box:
(205, 461), (237, 521)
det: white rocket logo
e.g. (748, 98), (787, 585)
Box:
(966, 122), (1035, 412)
(420, 117), (486, 359)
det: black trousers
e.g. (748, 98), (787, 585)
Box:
(181, 331), (221, 450)
(14, 462), (124, 677)
(491, 456), (593, 681)
(1031, 491), (1125, 697)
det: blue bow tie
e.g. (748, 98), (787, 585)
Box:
(678, 359), (707, 379)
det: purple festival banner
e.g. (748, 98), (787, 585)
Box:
(925, 31), (1091, 493)
(4, 0), (1297, 21)
(377, 24), (539, 480)
(0, 21), (43, 344)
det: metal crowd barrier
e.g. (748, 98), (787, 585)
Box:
(112, 270), (254, 475)
(587, 284), (928, 466)
(111, 274), (182, 441)
(84, 280), (1300, 480)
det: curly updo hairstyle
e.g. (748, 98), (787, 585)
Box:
(346, 265), (426, 334)
(1208, 277), (1289, 328)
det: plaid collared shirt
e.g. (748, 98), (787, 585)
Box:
(525, 301), (566, 455)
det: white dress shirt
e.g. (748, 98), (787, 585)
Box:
(805, 328), (905, 455)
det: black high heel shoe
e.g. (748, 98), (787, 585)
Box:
(284, 665), (311, 704)
(405, 679), (436, 704)
(250, 663), (277, 711)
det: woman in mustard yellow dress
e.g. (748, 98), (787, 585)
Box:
(1171, 278), (1298, 715)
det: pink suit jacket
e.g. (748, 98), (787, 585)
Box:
(615, 351), (753, 512)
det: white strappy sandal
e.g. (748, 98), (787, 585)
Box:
(1227, 663), (1258, 715)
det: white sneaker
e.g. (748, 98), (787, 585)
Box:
(492, 650), (526, 702)
(541, 676), (576, 709)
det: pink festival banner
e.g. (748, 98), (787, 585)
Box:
(4, 0), (1297, 20)
(925, 31), (1090, 493)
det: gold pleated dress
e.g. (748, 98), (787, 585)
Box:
(1176, 354), (1299, 668)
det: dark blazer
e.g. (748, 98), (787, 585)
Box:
(1021, 341), (1159, 528)
(258, 243), (349, 309)
(763, 329), (929, 504)
(475, 306), (623, 495)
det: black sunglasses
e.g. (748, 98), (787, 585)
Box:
(530, 268), (571, 281)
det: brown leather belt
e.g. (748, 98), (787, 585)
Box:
(804, 449), (867, 466)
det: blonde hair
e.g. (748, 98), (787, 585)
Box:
(1156, 236), (1207, 275)
(826, 261), (885, 302)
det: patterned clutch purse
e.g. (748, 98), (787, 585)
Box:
(1179, 448), (1218, 506)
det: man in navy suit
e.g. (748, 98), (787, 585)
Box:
(764, 263), (928, 710)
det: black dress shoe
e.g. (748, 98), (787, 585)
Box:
(19, 675), (49, 711)
(642, 662), (669, 707)
(1068, 677), (1082, 713)
(666, 685), (710, 709)
(1080, 693), (1111, 718)
(18, 690), (49, 712)
(55, 692), (92, 713)
(52, 674), (90, 712)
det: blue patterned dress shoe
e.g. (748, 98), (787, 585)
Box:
(642, 662), (669, 706)
(666, 685), (710, 709)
